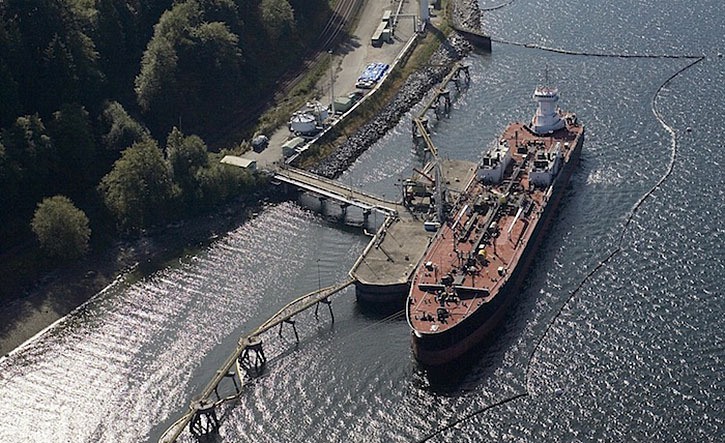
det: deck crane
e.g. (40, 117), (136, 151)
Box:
(413, 116), (447, 231)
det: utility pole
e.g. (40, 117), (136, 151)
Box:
(329, 50), (336, 115)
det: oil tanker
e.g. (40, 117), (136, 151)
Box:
(406, 82), (584, 366)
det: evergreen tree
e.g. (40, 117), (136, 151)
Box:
(100, 100), (150, 152)
(48, 103), (97, 197)
(165, 127), (208, 208)
(259, 0), (296, 41)
(1, 114), (56, 210)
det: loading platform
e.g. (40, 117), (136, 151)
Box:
(350, 159), (478, 303)
(159, 58), (478, 441)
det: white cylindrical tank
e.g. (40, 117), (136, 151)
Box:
(289, 113), (316, 135)
(308, 101), (329, 123)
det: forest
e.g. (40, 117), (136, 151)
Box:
(0, 0), (332, 262)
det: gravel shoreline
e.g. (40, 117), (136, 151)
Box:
(0, 192), (275, 356)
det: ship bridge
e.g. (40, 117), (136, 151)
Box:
(531, 85), (566, 134)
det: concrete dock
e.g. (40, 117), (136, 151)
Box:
(350, 159), (478, 303)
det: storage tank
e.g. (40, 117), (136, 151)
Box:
(289, 112), (317, 135)
(305, 101), (329, 123)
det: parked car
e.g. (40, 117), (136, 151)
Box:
(251, 134), (269, 152)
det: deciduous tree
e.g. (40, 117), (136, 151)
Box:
(98, 138), (175, 230)
(31, 195), (90, 260)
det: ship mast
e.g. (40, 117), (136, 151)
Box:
(434, 159), (444, 226)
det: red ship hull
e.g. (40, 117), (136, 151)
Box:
(407, 111), (584, 366)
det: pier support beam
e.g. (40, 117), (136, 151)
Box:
(362, 209), (371, 227)
(214, 370), (241, 400)
(189, 399), (219, 438)
(451, 65), (471, 92)
(339, 203), (350, 222)
(278, 318), (300, 344)
(412, 117), (429, 140)
(314, 297), (335, 323)
(434, 90), (451, 119)
(238, 336), (266, 377)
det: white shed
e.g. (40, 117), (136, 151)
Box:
(221, 155), (257, 171)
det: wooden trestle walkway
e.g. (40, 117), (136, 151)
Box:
(158, 277), (355, 443)
(274, 166), (401, 216)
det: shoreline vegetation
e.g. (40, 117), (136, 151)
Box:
(0, 0), (481, 356)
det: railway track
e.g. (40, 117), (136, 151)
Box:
(209, 0), (364, 147)
(273, 0), (364, 98)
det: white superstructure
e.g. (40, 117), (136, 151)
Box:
(529, 142), (564, 187)
(531, 86), (566, 135)
(478, 138), (512, 184)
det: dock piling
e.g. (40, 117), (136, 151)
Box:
(318, 297), (334, 323)
(189, 400), (219, 438)
(279, 318), (300, 344)
(238, 336), (266, 377)
(160, 279), (355, 443)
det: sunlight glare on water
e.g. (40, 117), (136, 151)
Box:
(0, 0), (723, 441)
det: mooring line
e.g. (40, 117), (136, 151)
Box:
(524, 55), (705, 393)
(415, 392), (529, 442)
(411, 38), (706, 441)
(331, 308), (405, 345)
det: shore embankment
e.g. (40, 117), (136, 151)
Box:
(310, 0), (483, 178)
(0, 189), (277, 356)
(0, 0), (485, 357)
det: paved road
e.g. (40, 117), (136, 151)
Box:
(244, 0), (419, 168)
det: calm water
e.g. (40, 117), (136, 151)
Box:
(1, 0), (723, 441)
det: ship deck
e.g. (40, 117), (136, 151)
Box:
(408, 121), (583, 335)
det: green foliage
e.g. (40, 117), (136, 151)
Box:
(135, 0), (246, 135)
(0, 114), (56, 211)
(31, 195), (91, 260)
(259, 0), (296, 41)
(2, 0), (103, 117)
(100, 101), (150, 152)
(48, 103), (97, 196)
(98, 138), (175, 230)
(165, 127), (209, 206)
(196, 159), (253, 209)
(0, 0), (332, 251)
(0, 60), (20, 127)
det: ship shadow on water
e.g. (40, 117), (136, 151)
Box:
(413, 328), (515, 395)
(353, 299), (406, 320)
